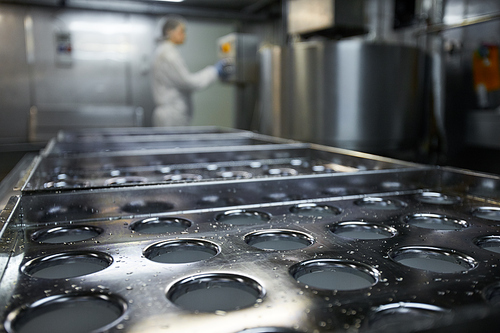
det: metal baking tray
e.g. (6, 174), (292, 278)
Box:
(23, 144), (422, 192)
(42, 132), (296, 157)
(55, 126), (246, 143)
(1, 167), (500, 332)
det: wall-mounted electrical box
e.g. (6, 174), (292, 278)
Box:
(217, 33), (259, 84)
(55, 32), (72, 66)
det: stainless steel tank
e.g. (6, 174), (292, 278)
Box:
(280, 40), (426, 154)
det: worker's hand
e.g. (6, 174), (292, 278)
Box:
(215, 59), (234, 80)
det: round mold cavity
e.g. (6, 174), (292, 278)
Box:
(197, 195), (245, 207)
(404, 213), (468, 230)
(167, 273), (265, 312)
(36, 204), (97, 222)
(330, 222), (398, 240)
(267, 168), (298, 176)
(289, 203), (342, 217)
(143, 239), (219, 264)
(483, 282), (500, 307)
(263, 192), (304, 202)
(217, 170), (253, 179)
(43, 180), (89, 189)
(31, 226), (103, 244)
(390, 246), (477, 273)
(369, 302), (448, 332)
(289, 259), (379, 291)
(21, 251), (112, 279)
(474, 235), (500, 254)
(163, 173), (203, 182)
(103, 176), (148, 186)
(354, 197), (406, 210)
(472, 207), (500, 221)
(415, 192), (461, 205)
(130, 217), (191, 234)
(121, 200), (174, 214)
(216, 209), (271, 226)
(4, 294), (127, 333)
(245, 230), (314, 251)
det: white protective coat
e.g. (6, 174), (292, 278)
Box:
(151, 40), (218, 127)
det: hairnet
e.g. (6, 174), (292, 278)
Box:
(162, 15), (186, 38)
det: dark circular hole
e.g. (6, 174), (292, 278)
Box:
(21, 251), (113, 279)
(330, 222), (398, 240)
(245, 230), (314, 250)
(472, 207), (500, 221)
(143, 239), (219, 264)
(163, 174), (203, 182)
(415, 192), (461, 205)
(390, 246), (477, 273)
(216, 210), (271, 226)
(289, 203), (342, 217)
(217, 171), (253, 179)
(31, 226), (103, 244)
(474, 235), (500, 254)
(167, 273), (265, 312)
(130, 217), (191, 234)
(43, 180), (89, 189)
(405, 214), (468, 230)
(267, 168), (298, 176)
(121, 200), (174, 214)
(369, 303), (449, 332)
(4, 294), (127, 333)
(103, 176), (148, 186)
(289, 259), (379, 291)
(354, 197), (406, 210)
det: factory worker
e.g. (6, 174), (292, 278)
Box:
(151, 15), (227, 127)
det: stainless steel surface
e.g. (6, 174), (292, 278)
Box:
(280, 40), (425, 153)
(466, 110), (500, 149)
(0, 154), (37, 211)
(3, 125), (500, 331)
(56, 126), (245, 143)
(28, 106), (144, 143)
(40, 133), (296, 157)
(2, 165), (500, 332)
(258, 45), (282, 137)
(0, 4), (31, 144)
(23, 144), (422, 192)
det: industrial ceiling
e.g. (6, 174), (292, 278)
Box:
(0, 0), (282, 20)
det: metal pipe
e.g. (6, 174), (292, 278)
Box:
(423, 11), (500, 34)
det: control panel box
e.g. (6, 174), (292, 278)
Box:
(217, 33), (259, 83)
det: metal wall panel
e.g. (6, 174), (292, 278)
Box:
(0, 5), (31, 144)
(30, 8), (130, 107)
(0, 4), (236, 140)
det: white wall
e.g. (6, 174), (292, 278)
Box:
(176, 19), (236, 127)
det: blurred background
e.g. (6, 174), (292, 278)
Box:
(1, 0), (500, 179)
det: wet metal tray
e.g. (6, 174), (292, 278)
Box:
(23, 144), (421, 192)
(1, 167), (500, 332)
(42, 132), (295, 157)
(56, 126), (246, 143)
